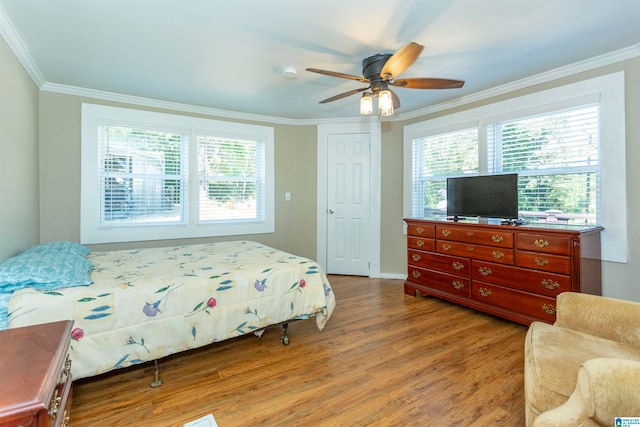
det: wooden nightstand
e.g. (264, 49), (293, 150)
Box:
(0, 320), (73, 427)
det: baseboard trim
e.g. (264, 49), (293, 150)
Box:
(370, 273), (407, 280)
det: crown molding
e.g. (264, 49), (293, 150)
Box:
(397, 43), (640, 121)
(0, 4), (45, 87)
(40, 82), (306, 126)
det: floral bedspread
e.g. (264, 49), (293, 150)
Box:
(8, 241), (335, 380)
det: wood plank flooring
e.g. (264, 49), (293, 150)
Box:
(70, 275), (527, 426)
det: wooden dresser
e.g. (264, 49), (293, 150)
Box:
(404, 218), (603, 325)
(0, 321), (73, 427)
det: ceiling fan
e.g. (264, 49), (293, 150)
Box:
(306, 42), (464, 115)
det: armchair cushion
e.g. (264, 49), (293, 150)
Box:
(532, 358), (640, 427)
(525, 321), (640, 423)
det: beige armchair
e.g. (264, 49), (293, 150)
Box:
(524, 292), (640, 426)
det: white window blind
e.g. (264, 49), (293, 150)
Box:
(100, 126), (186, 225)
(197, 136), (265, 222)
(488, 105), (600, 224)
(410, 128), (478, 217)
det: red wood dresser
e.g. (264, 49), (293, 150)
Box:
(404, 218), (603, 325)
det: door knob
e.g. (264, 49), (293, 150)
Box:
(328, 209), (334, 214)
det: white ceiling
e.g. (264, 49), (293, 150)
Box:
(1, 0), (639, 121)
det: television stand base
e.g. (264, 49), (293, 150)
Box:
(501, 218), (524, 226)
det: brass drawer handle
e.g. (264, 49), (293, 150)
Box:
(492, 235), (504, 243)
(64, 355), (72, 375)
(492, 250), (504, 259)
(49, 388), (61, 417)
(441, 229), (451, 237)
(59, 354), (72, 384)
(452, 280), (464, 290)
(412, 270), (421, 278)
(452, 261), (464, 271)
(412, 254), (422, 262)
(416, 227), (424, 234)
(541, 279), (560, 290)
(535, 257), (549, 266)
(542, 304), (556, 315)
(479, 288), (492, 297)
(416, 240), (424, 247)
(442, 243), (452, 251)
(534, 239), (549, 248)
(478, 266), (492, 276)
(466, 231), (474, 236)
(466, 245), (474, 251)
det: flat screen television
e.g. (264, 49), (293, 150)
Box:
(446, 173), (519, 220)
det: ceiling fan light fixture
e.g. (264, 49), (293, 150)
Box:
(360, 92), (373, 115)
(307, 42), (464, 115)
(378, 90), (394, 116)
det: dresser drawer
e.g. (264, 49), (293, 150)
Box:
(408, 236), (435, 251)
(436, 225), (514, 248)
(517, 232), (572, 255)
(472, 282), (557, 323)
(472, 260), (570, 297)
(408, 249), (470, 277)
(408, 266), (470, 298)
(436, 240), (514, 265)
(516, 251), (571, 275)
(407, 223), (435, 238)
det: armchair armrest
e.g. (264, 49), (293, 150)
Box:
(554, 292), (640, 347)
(533, 358), (640, 427)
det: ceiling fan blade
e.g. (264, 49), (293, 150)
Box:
(380, 42), (424, 80)
(319, 86), (370, 104)
(306, 68), (369, 84)
(391, 78), (465, 89)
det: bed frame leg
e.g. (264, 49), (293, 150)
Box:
(150, 359), (164, 388)
(281, 322), (290, 346)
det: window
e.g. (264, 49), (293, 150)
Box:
(100, 126), (185, 225)
(410, 128), (478, 218)
(82, 104), (274, 244)
(197, 136), (265, 222)
(490, 105), (600, 224)
(404, 73), (626, 263)
(409, 106), (600, 224)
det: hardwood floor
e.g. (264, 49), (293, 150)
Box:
(70, 275), (527, 426)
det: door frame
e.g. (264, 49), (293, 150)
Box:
(317, 121), (381, 277)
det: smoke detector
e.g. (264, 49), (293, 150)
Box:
(280, 66), (298, 80)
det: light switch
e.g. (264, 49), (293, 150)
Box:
(285, 192), (291, 201)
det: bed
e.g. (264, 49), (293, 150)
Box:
(1, 240), (336, 381)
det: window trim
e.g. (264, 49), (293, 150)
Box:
(81, 103), (274, 244)
(404, 72), (627, 263)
